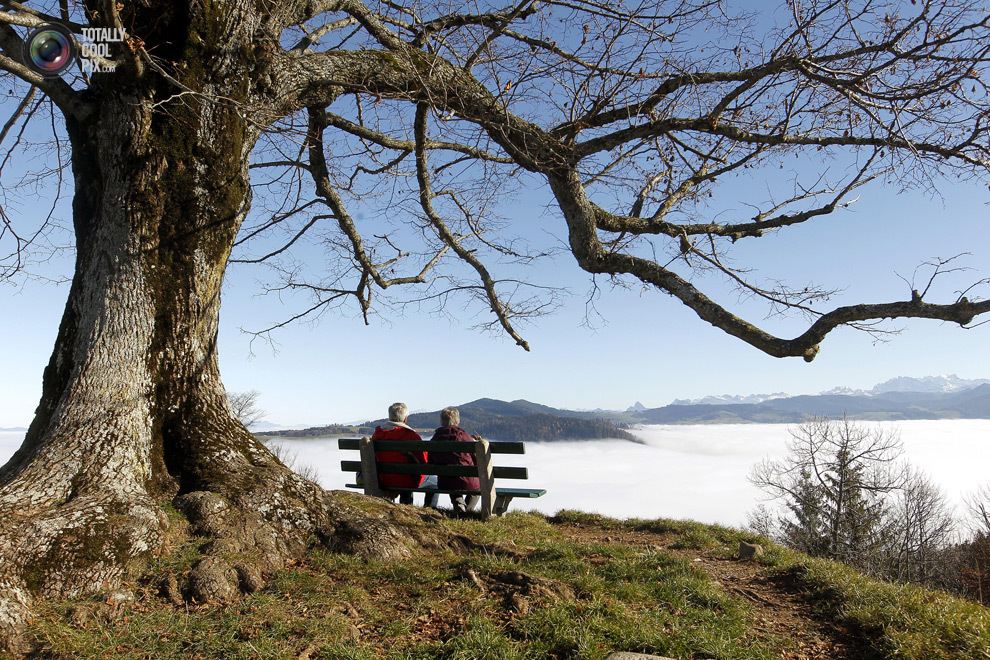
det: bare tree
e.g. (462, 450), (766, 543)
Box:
(958, 481), (990, 603)
(881, 466), (957, 587)
(0, 0), (989, 649)
(750, 420), (965, 589)
(749, 417), (905, 565)
(963, 482), (990, 537)
(227, 390), (267, 429)
(264, 440), (323, 484)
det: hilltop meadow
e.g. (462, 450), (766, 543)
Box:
(4, 500), (989, 660)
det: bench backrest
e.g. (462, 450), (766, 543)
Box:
(338, 436), (528, 517)
(338, 438), (528, 480)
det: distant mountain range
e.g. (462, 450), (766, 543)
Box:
(6, 376), (987, 444)
(625, 384), (990, 424)
(670, 392), (790, 406)
(671, 375), (990, 406)
(829, 374), (990, 396)
(630, 376), (990, 425)
(257, 375), (990, 441)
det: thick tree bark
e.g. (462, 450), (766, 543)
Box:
(0, 10), (430, 651)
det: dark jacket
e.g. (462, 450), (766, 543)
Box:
(371, 424), (426, 489)
(428, 425), (480, 491)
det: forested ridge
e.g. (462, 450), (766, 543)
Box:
(440, 412), (638, 442)
(258, 398), (639, 442)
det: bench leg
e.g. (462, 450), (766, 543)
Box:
(359, 436), (388, 499)
(475, 439), (496, 519)
(493, 493), (513, 516)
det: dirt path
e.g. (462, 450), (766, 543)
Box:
(554, 524), (872, 660)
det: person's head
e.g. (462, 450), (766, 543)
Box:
(440, 406), (460, 428)
(388, 402), (409, 423)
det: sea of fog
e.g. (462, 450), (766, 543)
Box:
(1, 420), (987, 527)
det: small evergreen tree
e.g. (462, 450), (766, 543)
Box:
(780, 467), (830, 557)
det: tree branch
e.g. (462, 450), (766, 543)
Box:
(413, 103), (530, 351)
(0, 23), (87, 118)
(320, 110), (512, 163)
(307, 105), (448, 293)
(548, 168), (990, 361)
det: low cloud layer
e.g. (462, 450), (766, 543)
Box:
(3, 420), (987, 527)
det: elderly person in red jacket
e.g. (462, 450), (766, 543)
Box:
(427, 406), (481, 513)
(371, 402), (426, 505)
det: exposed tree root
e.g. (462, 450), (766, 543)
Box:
(0, 465), (451, 653)
(460, 566), (577, 615)
(0, 493), (167, 654)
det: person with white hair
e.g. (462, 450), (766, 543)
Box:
(370, 402), (426, 505)
(427, 406), (481, 513)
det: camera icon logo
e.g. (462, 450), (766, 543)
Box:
(23, 23), (76, 77)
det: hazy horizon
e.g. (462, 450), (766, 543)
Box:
(3, 372), (989, 430)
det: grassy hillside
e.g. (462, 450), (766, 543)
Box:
(12, 499), (990, 660)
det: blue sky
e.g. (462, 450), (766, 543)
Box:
(2, 171), (987, 429)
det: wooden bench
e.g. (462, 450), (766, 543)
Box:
(338, 436), (546, 518)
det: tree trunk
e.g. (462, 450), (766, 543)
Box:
(0, 38), (429, 653)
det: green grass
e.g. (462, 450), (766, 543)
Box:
(769, 551), (990, 660)
(11, 510), (990, 660)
